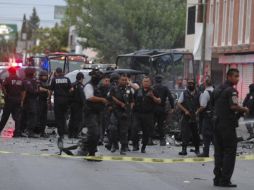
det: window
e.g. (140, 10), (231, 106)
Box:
(209, 0), (214, 23)
(221, 0), (228, 46)
(245, 0), (252, 44)
(238, 0), (245, 44)
(214, 0), (220, 46)
(228, 0), (234, 45)
(187, 6), (196, 34)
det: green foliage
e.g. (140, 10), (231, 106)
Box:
(21, 14), (27, 37)
(27, 7), (40, 40)
(30, 24), (69, 53)
(65, 0), (186, 62)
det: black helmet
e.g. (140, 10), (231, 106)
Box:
(110, 72), (120, 82)
(25, 67), (36, 77)
(89, 69), (103, 77)
(39, 70), (48, 76)
(154, 75), (163, 83)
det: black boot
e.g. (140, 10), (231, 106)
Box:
(141, 145), (146, 153)
(120, 145), (127, 155)
(160, 138), (166, 146)
(133, 144), (139, 151)
(111, 143), (117, 153)
(194, 146), (200, 155)
(179, 146), (187, 156)
(147, 138), (156, 146)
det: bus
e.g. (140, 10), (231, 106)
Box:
(116, 49), (196, 90)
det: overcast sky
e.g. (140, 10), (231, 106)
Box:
(0, 0), (66, 30)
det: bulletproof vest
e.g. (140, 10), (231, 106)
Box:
(71, 81), (84, 104)
(39, 80), (49, 101)
(134, 88), (155, 113)
(25, 78), (39, 99)
(153, 84), (168, 106)
(113, 86), (132, 110)
(53, 76), (70, 98)
(214, 83), (235, 119)
(85, 82), (103, 113)
(4, 75), (23, 102)
(182, 90), (200, 114)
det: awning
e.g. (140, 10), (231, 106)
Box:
(219, 54), (254, 64)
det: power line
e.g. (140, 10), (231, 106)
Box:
(0, 17), (59, 23)
(0, 2), (65, 7)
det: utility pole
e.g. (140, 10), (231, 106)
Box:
(200, 0), (207, 83)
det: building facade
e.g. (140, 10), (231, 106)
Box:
(207, 0), (254, 101)
(185, 0), (254, 101)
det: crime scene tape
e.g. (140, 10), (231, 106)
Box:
(1, 150), (254, 164)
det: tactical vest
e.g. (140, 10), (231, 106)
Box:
(85, 82), (103, 113)
(71, 81), (84, 104)
(182, 90), (200, 114)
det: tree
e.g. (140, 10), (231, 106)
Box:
(65, 0), (186, 62)
(30, 24), (69, 53)
(27, 7), (40, 40)
(21, 14), (28, 40)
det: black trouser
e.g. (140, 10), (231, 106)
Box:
(132, 112), (154, 147)
(109, 111), (130, 147)
(108, 112), (118, 146)
(54, 99), (69, 138)
(0, 100), (21, 135)
(37, 100), (48, 134)
(99, 107), (110, 141)
(214, 120), (237, 184)
(23, 99), (38, 134)
(181, 117), (200, 148)
(201, 116), (214, 155)
(154, 110), (167, 140)
(68, 102), (83, 137)
(85, 111), (100, 155)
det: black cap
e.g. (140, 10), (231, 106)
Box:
(89, 69), (103, 77)
(110, 72), (120, 81)
(55, 67), (63, 74)
(39, 70), (48, 76)
(154, 75), (163, 83)
(76, 72), (85, 80)
(25, 67), (36, 76)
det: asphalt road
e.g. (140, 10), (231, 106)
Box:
(0, 136), (254, 190)
(0, 117), (254, 190)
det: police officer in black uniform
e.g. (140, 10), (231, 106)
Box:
(98, 75), (111, 144)
(82, 69), (108, 156)
(196, 76), (214, 157)
(110, 74), (134, 155)
(22, 67), (40, 138)
(68, 72), (85, 138)
(153, 75), (175, 146)
(105, 72), (120, 151)
(37, 70), (50, 137)
(50, 67), (72, 139)
(0, 67), (24, 137)
(132, 77), (161, 153)
(177, 79), (200, 156)
(213, 69), (248, 187)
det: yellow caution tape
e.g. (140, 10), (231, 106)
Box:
(0, 150), (254, 164)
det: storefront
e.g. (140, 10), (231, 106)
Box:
(219, 54), (254, 102)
